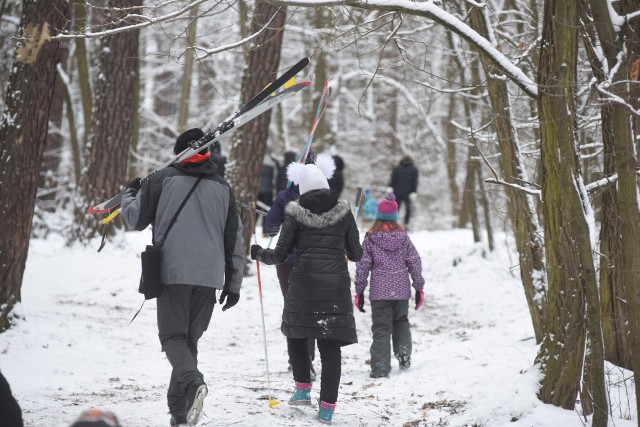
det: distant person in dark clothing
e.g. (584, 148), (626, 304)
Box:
(328, 155), (345, 199)
(257, 162), (276, 211)
(0, 371), (23, 427)
(390, 156), (418, 227)
(210, 140), (227, 178)
(276, 151), (297, 192)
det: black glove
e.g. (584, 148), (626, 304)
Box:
(250, 244), (262, 260)
(219, 289), (240, 311)
(127, 177), (142, 192)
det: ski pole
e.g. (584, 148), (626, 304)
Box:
(353, 187), (364, 222)
(250, 201), (280, 408)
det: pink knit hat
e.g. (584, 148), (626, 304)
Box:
(376, 192), (398, 221)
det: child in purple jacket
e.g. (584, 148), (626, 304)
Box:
(354, 192), (425, 378)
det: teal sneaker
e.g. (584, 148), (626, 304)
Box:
(317, 401), (336, 424)
(288, 382), (312, 406)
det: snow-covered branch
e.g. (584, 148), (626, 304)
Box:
(192, 10), (278, 58)
(485, 178), (541, 196)
(268, 0), (538, 98)
(584, 173), (618, 193)
(50, 0), (210, 40)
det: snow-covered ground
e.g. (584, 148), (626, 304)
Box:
(0, 228), (635, 426)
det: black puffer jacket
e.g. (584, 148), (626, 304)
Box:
(256, 189), (363, 345)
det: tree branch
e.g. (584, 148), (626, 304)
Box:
(268, 0), (538, 97)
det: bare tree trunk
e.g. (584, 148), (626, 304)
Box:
(465, 149), (481, 243)
(580, 0), (632, 371)
(73, 0), (143, 241)
(36, 50), (69, 218)
(59, 70), (82, 186)
(476, 165), (494, 252)
(310, 7), (331, 151)
(73, 0), (92, 144)
(468, 5), (545, 343)
(177, 5), (199, 134)
(0, 0), (69, 331)
(226, 1), (287, 256)
(535, 1), (607, 423)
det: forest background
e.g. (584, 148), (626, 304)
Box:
(1, 1), (640, 426)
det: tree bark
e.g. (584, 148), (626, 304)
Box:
(468, 5), (545, 342)
(535, 1), (607, 423)
(73, 0), (92, 144)
(177, 4), (199, 134)
(226, 1), (287, 257)
(73, 0), (143, 241)
(0, 0), (69, 331)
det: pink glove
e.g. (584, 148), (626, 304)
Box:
(415, 290), (424, 311)
(354, 293), (365, 313)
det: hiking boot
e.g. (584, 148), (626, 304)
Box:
(397, 353), (411, 370)
(317, 401), (336, 424)
(185, 379), (207, 426)
(170, 413), (187, 426)
(288, 382), (312, 406)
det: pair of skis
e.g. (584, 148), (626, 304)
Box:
(87, 57), (312, 217)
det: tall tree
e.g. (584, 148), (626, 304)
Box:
(467, 4), (546, 341)
(583, 0), (640, 417)
(226, 2), (287, 254)
(0, 0), (70, 331)
(535, 0), (607, 423)
(73, 0), (143, 240)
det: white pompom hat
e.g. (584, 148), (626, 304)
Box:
(287, 152), (336, 195)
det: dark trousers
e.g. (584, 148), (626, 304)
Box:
(276, 263), (316, 359)
(288, 338), (341, 404)
(370, 300), (411, 376)
(157, 284), (216, 415)
(396, 196), (412, 226)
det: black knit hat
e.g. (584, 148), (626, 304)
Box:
(174, 128), (205, 155)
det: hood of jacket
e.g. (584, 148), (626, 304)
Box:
(367, 230), (409, 252)
(172, 157), (218, 176)
(286, 192), (350, 229)
(298, 188), (339, 214)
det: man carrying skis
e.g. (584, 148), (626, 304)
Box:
(120, 128), (244, 426)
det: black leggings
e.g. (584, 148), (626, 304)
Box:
(288, 338), (341, 404)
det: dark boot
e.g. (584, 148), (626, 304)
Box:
(185, 379), (207, 426)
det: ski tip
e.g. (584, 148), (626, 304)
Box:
(298, 57), (310, 67)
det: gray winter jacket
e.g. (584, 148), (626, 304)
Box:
(121, 157), (244, 293)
